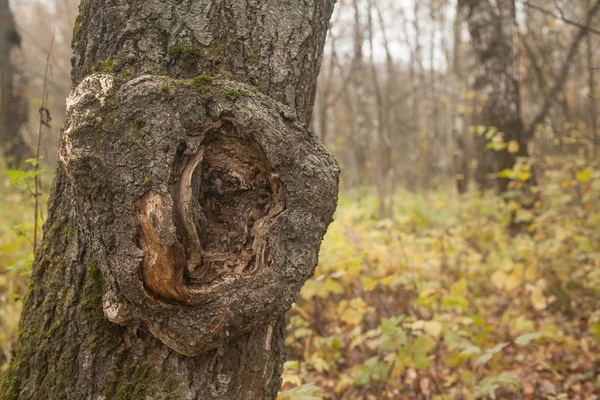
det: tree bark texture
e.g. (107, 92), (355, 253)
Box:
(0, 0), (33, 168)
(459, 0), (527, 192)
(1, 1), (338, 399)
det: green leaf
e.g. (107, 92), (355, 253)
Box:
(413, 351), (429, 370)
(460, 345), (481, 356)
(488, 342), (510, 354)
(25, 158), (39, 167)
(365, 356), (378, 367)
(279, 384), (324, 400)
(497, 169), (514, 179)
(380, 318), (400, 335)
(372, 361), (389, 381)
(474, 352), (493, 368)
(495, 374), (519, 386)
(576, 170), (593, 182)
(355, 366), (371, 386)
(486, 140), (507, 151)
(515, 333), (542, 346)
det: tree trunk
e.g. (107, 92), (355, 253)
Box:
(0, 0), (33, 168)
(450, 4), (469, 194)
(1, 1), (338, 399)
(459, 0), (526, 192)
(587, 30), (598, 159)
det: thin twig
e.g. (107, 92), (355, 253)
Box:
(525, 0), (600, 138)
(519, 0), (600, 35)
(33, 30), (54, 255)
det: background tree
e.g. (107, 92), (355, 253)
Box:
(0, 0), (32, 168)
(0, 1), (338, 399)
(459, 0), (600, 192)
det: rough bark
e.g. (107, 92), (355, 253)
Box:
(459, 0), (526, 192)
(0, 0), (33, 168)
(1, 1), (338, 399)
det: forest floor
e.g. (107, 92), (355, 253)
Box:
(281, 158), (599, 399)
(0, 158), (599, 400)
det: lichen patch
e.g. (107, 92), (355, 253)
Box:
(66, 73), (116, 111)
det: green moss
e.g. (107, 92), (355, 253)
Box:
(73, 17), (83, 40)
(79, 262), (103, 311)
(249, 42), (261, 65)
(114, 363), (157, 400)
(47, 321), (61, 337)
(191, 74), (214, 88)
(42, 371), (67, 399)
(0, 339), (22, 399)
(168, 45), (202, 60)
(133, 118), (146, 130)
(159, 84), (170, 93)
(226, 89), (241, 100)
(89, 317), (120, 355)
(119, 68), (132, 81)
(143, 177), (153, 186)
(101, 57), (118, 73)
(61, 215), (76, 238)
(79, 262), (122, 355)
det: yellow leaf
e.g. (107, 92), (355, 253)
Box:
(423, 321), (443, 338)
(507, 140), (520, 154)
(419, 287), (438, 299)
(576, 169), (593, 182)
(492, 271), (508, 290)
(309, 354), (330, 373)
(334, 375), (354, 393)
(340, 298), (368, 326)
(508, 201), (521, 212)
(282, 374), (302, 387)
(410, 320), (442, 338)
(362, 278), (378, 292)
(500, 258), (514, 272)
(504, 272), (522, 291)
(530, 288), (547, 311)
(380, 276), (397, 287)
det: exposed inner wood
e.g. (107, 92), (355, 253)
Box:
(186, 120), (284, 285)
(135, 191), (191, 303)
(136, 119), (286, 302)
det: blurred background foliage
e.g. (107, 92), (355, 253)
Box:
(0, 0), (599, 399)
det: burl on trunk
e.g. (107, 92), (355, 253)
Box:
(1, 1), (338, 399)
(62, 74), (338, 356)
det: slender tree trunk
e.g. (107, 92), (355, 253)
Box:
(348, 0), (370, 188)
(587, 31), (598, 159)
(367, 0), (393, 218)
(401, 8), (420, 192)
(451, 3), (469, 194)
(0, 0), (33, 168)
(1, 1), (338, 399)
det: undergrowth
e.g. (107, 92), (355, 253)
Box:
(280, 154), (599, 399)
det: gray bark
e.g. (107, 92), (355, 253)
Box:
(0, 0), (33, 168)
(459, 0), (526, 192)
(1, 1), (338, 399)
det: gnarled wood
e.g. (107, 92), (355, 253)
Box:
(1, 0), (337, 399)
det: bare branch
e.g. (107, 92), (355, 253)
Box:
(519, 0), (600, 36)
(526, 0), (600, 138)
